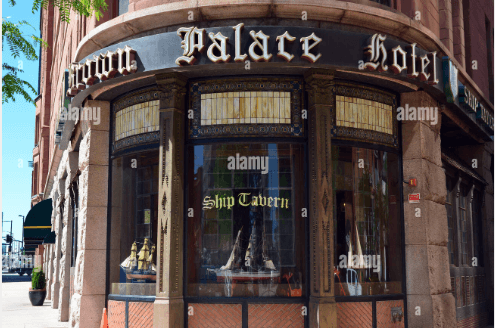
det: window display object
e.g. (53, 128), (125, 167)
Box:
(187, 143), (306, 298)
(120, 238), (156, 283)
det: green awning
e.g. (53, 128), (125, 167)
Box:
(42, 231), (56, 244)
(23, 199), (52, 239)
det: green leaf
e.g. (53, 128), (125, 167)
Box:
(2, 72), (37, 104)
(5, 0), (108, 104)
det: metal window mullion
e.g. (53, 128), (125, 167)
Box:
(454, 176), (462, 266)
(467, 185), (476, 267)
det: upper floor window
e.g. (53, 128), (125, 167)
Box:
(371, 0), (391, 6)
(35, 115), (40, 146)
(118, 0), (129, 15)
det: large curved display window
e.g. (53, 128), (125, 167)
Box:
(109, 150), (159, 295)
(332, 145), (402, 296)
(186, 143), (306, 297)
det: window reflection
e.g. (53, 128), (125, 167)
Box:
(333, 145), (402, 296)
(109, 150), (159, 292)
(187, 143), (306, 298)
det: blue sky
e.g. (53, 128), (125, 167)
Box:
(2, 0), (41, 246)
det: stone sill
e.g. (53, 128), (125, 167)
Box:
(108, 294), (156, 302)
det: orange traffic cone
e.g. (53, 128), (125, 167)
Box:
(100, 308), (109, 328)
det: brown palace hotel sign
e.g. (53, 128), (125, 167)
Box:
(175, 24), (439, 86)
(66, 24), (441, 98)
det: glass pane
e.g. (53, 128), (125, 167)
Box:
(333, 145), (402, 296)
(186, 143), (306, 298)
(109, 150), (159, 296)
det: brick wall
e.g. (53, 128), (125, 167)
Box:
(248, 304), (304, 328)
(128, 302), (153, 328)
(376, 300), (405, 328)
(36, 0), (117, 200)
(464, 0), (494, 100)
(457, 312), (489, 328)
(188, 304), (242, 328)
(108, 300), (126, 328)
(187, 303), (304, 328)
(107, 300), (154, 328)
(337, 302), (373, 328)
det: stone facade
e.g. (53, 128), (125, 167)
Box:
(401, 91), (457, 328)
(31, 0), (493, 328)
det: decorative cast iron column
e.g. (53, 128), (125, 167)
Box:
(154, 73), (188, 328)
(304, 69), (337, 328)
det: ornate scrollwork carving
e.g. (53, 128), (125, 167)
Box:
(156, 73), (188, 112)
(304, 70), (334, 107)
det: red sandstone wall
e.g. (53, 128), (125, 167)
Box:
(463, 0), (494, 101)
(36, 0), (493, 199)
(128, 0), (186, 13)
(457, 312), (489, 328)
(36, 1), (116, 197)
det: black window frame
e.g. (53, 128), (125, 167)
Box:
(184, 137), (310, 327)
(70, 178), (79, 268)
(446, 174), (458, 266)
(443, 162), (487, 317)
(134, 160), (159, 244)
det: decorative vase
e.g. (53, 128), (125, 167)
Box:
(29, 288), (46, 306)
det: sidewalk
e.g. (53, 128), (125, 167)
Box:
(2, 275), (69, 328)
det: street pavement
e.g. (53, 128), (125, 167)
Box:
(2, 272), (494, 328)
(2, 273), (69, 328)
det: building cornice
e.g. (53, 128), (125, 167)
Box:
(72, 0), (493, 113)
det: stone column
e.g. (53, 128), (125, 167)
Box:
(305, 70), (337, 328)
(69, 100), (110, 328)
(451, 0), (466, 68)
(401, 91), (456, 327)
(52, 179), (65, 310)
(439, 0), (454, 54)
(46, 244), (53, 300)
(42, 245), (47, 287)
(58, 152), (79, 321)
(42, 245), (47, 275)
(153, 73), (187, 328)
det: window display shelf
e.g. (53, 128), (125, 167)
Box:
(111, 282), (156, 296)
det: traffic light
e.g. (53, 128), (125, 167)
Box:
(5, 235), (12, 244)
